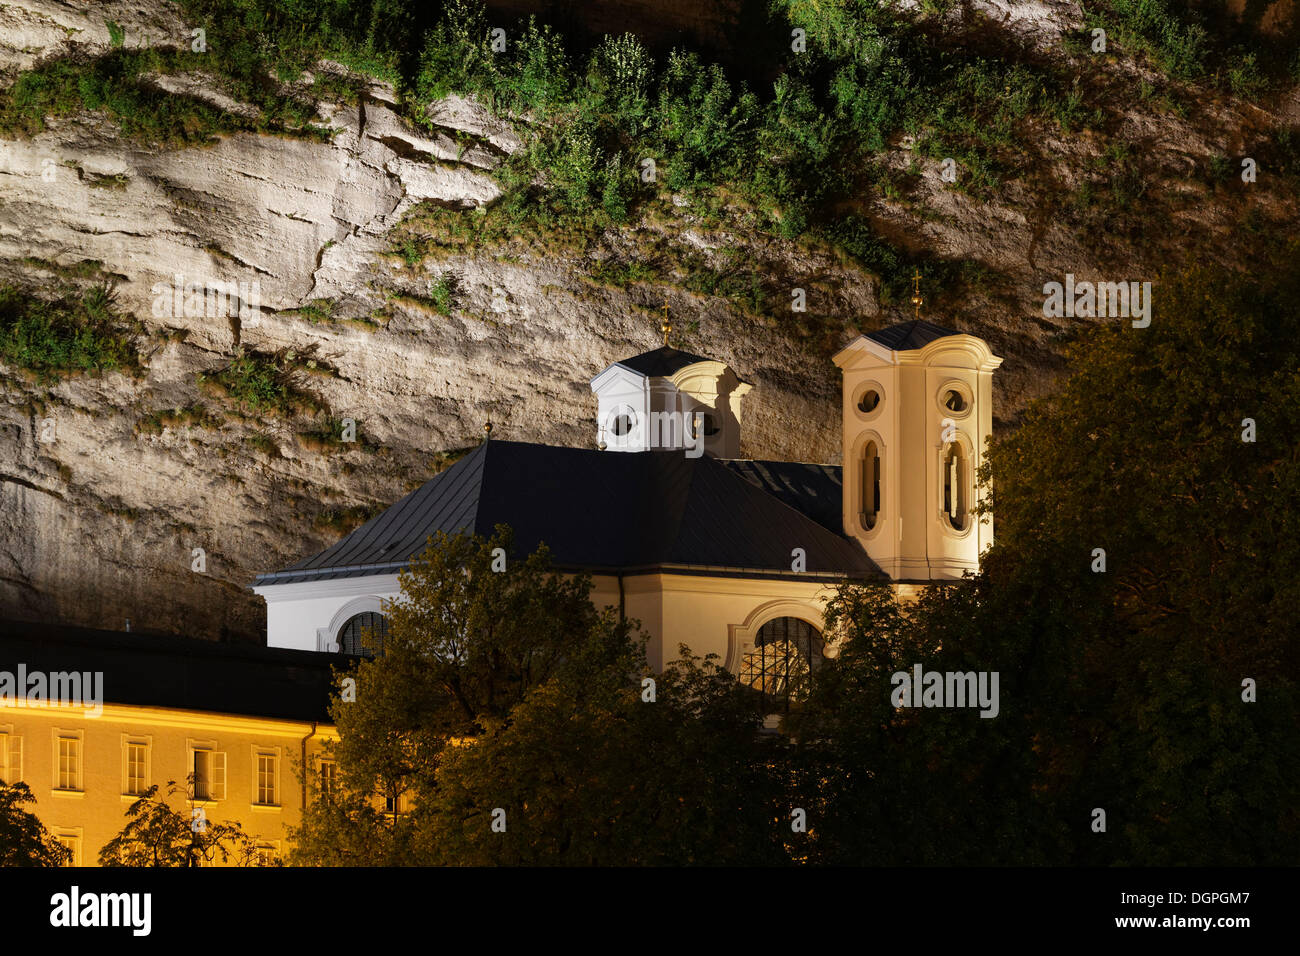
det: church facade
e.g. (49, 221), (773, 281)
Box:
(252, 320), (1002, 697)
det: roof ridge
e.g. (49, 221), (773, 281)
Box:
(718, 456), (840, 468)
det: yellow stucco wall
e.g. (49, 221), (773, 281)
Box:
(590, 572), (838, 671)
(0, 704), (336, 866)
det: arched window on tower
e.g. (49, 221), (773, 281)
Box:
(740, 617), (824, 710)
(860, 441), (880, 530)
(942, 444), (967, 531)
(337, 611), (388, 657)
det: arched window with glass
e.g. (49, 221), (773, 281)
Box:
(337, 611), (388, 657)
(739, 617), (825, 709)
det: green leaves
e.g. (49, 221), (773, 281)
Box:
(656, 50), (759, 189)
(98, 781), (262, 867)
(420, 646), (787, 866)
(0, 284), (139, 379)
(293, 527), (790, 865)
(0, 782), (71, 867)
(198, 348), (322, 419)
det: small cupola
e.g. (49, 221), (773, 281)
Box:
(591, 324), (751, 457)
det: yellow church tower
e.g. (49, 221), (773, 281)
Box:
(832, 291), (1002, 581)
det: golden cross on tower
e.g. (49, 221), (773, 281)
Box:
(910, 269), (925, 321)
(661, 305), (672, 347)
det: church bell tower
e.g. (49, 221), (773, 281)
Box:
(832, 314), (1002, 581)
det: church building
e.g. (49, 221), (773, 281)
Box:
(252, 319), (1002, 701)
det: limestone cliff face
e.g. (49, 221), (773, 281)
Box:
(0, 0), (1296, 640)
(0, 1), (853, 640)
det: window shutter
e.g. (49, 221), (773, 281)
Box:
(212, 752), (226, 800)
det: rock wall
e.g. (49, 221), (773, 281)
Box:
(0, 0), (1296, 641)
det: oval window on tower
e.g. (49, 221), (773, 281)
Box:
(860, 440), (881, 531)
(858, 389), (881, 414)
(942, 444), (967, 532)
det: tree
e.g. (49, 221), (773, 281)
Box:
(787, 579), (1073, 865)
(972, 252), (1300, 865)
(792, 251), (1300, 865)
(290, 525), (633, 865)
(292, 525), (793, 865)
(98, 780), (265, 867)
(0, 782), (71, 866)
(420, 645), (790, 865)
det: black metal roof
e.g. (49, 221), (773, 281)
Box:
(254, 440), (879, 585)
(865, 319), (959, 351)
(0, 621), (345, 722)
(615, 345), (716, 377)
(720, 459), (846, 535)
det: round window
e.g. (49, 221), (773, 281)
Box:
(938, 383), (973, 417)
(858, 389), (881, 414)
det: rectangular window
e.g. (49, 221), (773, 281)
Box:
(191, 747), (226, 801)
(0, 732), (21, 784)
(255, 842), (279, 866)
(254, 752), (277, 806)
(54, 830), (81, 867)
(55, 735), (81, 791)
(319, 760), (336, 800)
(123, 739), (149, 796)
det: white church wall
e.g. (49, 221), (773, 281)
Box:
(258, 571), (831, 672)
(669, 362), (752, 459)
(591, 356), (751, 455)
(254, 575), (403, 651)
(262, 569), (910, 695)
(590, 366), (649, 452)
